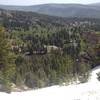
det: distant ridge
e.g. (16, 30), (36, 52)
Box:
(0, 3), (100, 18)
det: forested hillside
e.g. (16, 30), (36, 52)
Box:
(0, 9), (100, 92)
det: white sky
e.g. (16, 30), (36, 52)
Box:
(0, 0), (100, 5)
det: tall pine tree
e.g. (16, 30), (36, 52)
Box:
(0, 26), (15, 86)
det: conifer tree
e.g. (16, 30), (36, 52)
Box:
(0, 26), (15, 86)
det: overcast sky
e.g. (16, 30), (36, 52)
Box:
(0, 0), (100, 5)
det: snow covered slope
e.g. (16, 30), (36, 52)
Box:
(0, 66), (100, 100)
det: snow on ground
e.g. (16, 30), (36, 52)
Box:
(0, 66), (100, 100)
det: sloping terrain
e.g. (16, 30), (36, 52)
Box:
(0, 66), (100, 100)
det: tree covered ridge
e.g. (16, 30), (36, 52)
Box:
(0, 9), (99, 91)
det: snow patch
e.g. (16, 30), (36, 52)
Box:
(0, 66), (100, 100)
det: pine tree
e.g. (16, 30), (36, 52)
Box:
(0, 26), (16, 87)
